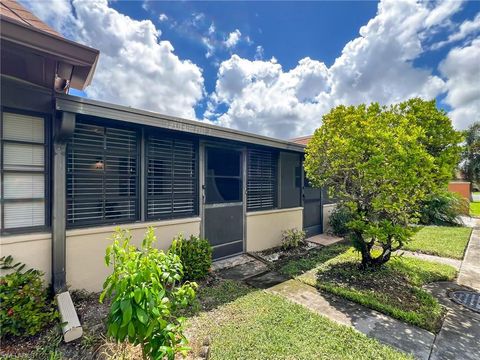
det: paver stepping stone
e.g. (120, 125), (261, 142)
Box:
(217, 259), (268, 281)
(245, 271), (290, 289)
(305, 233), (343, 246)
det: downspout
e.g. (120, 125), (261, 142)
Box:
(52, 111), (75, 293)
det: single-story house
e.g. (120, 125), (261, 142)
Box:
(0, 1), (328, 292)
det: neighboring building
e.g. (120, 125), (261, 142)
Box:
(0, 1), (325, 292)
(291, 135), (313, 146)
(448, 181), (472, 203)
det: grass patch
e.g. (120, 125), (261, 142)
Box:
(306, 248), (457, 332)
(403, 226), (471, 259)
(279, 242), (350, 277)
(181, 278), (255, 317)
(188, 290), (411, 359)
(470, 201), (480, 217)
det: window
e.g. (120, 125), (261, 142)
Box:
(67, 121), (138, 227)
(1, 111), (48, 233)
(247, 149), (278, 211)
(146, 134), (197, 219)
(205, 147), (242, 204)
(279, 152), (302, 208)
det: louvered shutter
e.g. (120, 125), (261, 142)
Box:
(247, 149), (278, 211)
(67, 121), (138, 226)
(146, 135), (197, 220)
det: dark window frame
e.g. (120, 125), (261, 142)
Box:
(0, 107), (51, 235)
(66, 117), (140, 229)
(279, 151), (302, 209)
(247, 147), (278, 211)
(205, 146), (243, 205)
(145, 129), (199, 221)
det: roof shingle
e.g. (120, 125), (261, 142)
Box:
(0, 0), (61, 37)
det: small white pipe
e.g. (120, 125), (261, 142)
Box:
(56, 291), (83, 342)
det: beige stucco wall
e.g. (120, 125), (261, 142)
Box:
(246, 207), (303, 252)
(66, 217), (201, 292)
(323, 203), (337, 234)
(0, 233), (52, 283)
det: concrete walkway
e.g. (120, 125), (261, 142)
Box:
(268, 279), (435, 359)
(426, 282), (480, 360)
(214, 225), (480, 359)
(396, 250), (462, 270)
(458, 228), (480, 291)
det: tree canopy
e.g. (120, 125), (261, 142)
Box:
(461, 122), (480, 188)
(304, 99), (461, 268)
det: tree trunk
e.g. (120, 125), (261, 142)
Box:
(358, 237), (392, 269)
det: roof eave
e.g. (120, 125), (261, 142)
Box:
(0, 15), (99, 90)
(55, 94), (306, 152)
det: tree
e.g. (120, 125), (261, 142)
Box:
(461, 122), (480, 188)
(304, 99), (461, 268)
(397, 98), (462, 184)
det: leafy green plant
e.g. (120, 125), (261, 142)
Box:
(305, 99), (462, 268)
(169, 234), (212, 281)
(281, 228), (306, 250)
(0, 255), (57, 338)
(419, 191), (468, 225)
(328, 205), (354, 237)
(100, 228), (197, 360)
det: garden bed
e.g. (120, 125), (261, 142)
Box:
(254, 241), (320, 264)
(295, 247), (457, 333)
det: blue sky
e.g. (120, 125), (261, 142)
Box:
(24, 0), (480, 138)
(118, 1), (378, 92)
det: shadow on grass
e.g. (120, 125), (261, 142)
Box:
(180, 278), (257, 317)
(278, 241), (351, 277)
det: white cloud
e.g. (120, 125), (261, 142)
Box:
(225, 29), (242, 48)
(208, 55), (332, 138)
(158, 13), (168, 22)
(439, 39), (480, 129)
(208, 0), (459, 138)
(432, 13), (480, 50)
(202, 37), (215, 58)
(21, 0), (204, 120)
(19, 0), (73, 35)
(254, 45), (264, 60)
(208, 22), (216, 35)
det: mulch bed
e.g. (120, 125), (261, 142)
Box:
(0, 291), (110, 360)
(254, 241), (320, 264)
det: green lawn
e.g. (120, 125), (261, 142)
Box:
(470, 201), (480, 217)
(187, 282), (411, 359)
(403, 226), (472, 259)
(294, 248), (457, 332)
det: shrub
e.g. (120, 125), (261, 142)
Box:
(100, 228), (197, 360)
(329, 205), (354, 237)
(0, 256), (57, 338)
(281, 228), (306, 250)
(420, 191), (469, 225)
(169, 234), (212, 281)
